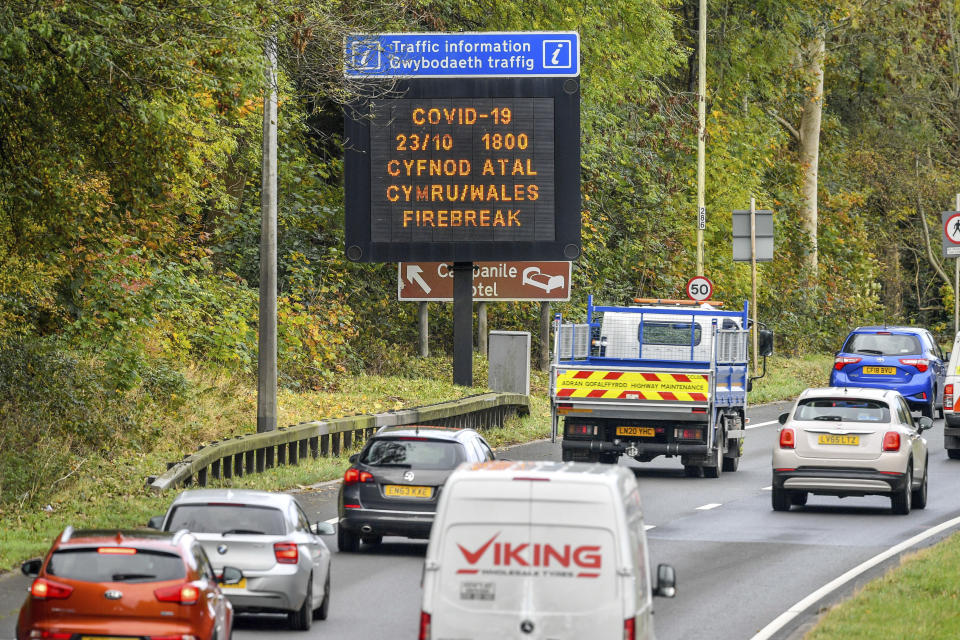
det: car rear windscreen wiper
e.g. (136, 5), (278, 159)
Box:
(369, 462), (412, 467)
(853, 349), (884, 355)
(221, 529), (265, 535)
(813, 415), (843, 421)
(111, 573), (156, 581)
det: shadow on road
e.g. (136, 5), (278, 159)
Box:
(337, 541), (428, 557)
(233, 613), (290, 630)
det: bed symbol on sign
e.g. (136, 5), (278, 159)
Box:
(522, 267), (565, 293)
(543, 40), (572, 69)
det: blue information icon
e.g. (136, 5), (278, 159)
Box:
(344, 32), (580, 78)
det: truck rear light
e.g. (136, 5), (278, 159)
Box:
(883, 432), (901, 452)
(343, 468), (373, 485)
(779, 428), (795, 449)
(899, 358), (928, 372)
(418, 611), (431, 640)
(154, 583), (199, 605)
(674, 428), (702, 440)
(624, 617), (636, 640)
(30, 578), (73, 600)
(946, 384), (954, 410)
(274, 542), (299, 564)
(834, 356), (861, 371)
(565, 423), (596, 436)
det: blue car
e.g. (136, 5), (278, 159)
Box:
(830, 326), (946, 418)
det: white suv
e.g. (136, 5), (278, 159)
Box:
(772, 387), (932, 514)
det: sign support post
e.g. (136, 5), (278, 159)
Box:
(453, 262), (474, 387)
(477, 302), (488, 357)
(751, 196), (759, 376)
(956, 193), (959, 334)
(418, 302), (429, 357)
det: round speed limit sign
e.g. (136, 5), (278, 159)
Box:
(686, 276), (713, 302)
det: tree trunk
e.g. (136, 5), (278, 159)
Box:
(798, 32), (825, 276)
(883, 242), (903, 317)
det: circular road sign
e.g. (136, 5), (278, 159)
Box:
(946, 213), (960, 245)
(686, 276), (713, 302)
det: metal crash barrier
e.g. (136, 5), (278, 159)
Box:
(147, 392), (530, 492)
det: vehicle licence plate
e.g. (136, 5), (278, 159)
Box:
(863, 366), (896, 375)
(220, 577), (246, 589)
(818, 434), (860, 446)
(384, 485), (432, 498)
(616, 426), (655, 437)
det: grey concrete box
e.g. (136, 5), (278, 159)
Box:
(489, 331), (531, 396)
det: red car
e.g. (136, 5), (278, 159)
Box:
(18, 527), (242, 640)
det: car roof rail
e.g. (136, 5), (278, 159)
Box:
(171, 528), (191, 546)
(61, 525), (75, 543)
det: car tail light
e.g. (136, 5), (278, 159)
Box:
(418, 611), (431, 640)
(565, 423), (596, 436)
(624, 617), (636, 640)
(30, 578), (73, 600)
(29, 632), (73, 639)
(947, 384), (954, 410)
(154, 583), (199, 605)
(883, 432), (901, 452)
(779, 428), (795, 449)
(343, 468), (373, 485)
(834, 356), (861, 371)
(274, 542), (299, 564)
(899, 358), (928, 372)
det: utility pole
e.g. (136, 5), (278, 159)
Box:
(257, 37), (278, 433)
(751, 196), (759, 376)
(955, 193), (959, 334)
(696, 0), (707, 276)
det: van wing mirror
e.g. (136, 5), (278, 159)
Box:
(653, 563), (676, 598)
(758, 329), (774, 357)
(147, 515), (164, 530)
(21, 558), (42, 577)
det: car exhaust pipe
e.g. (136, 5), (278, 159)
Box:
(360, 525), (373, 534)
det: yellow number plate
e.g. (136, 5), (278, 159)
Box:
(818, 434), (860, 446)
(384, 485), (433, 498)
(220, 577), (246, 589)
(616, 426), (655, 437)
(863, 366), (896, 375)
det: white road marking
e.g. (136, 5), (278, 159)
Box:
(761, 486), (772, 491)
(644, 524), (656, 531)
(696, 503), (721, 511)
(750, 514), (960, 640)
(324, 517), (338, 524)
(746, 419), (778, 430)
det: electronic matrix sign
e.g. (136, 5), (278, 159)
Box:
(344, 33), (580, 263)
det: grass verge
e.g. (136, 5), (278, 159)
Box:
(1, 352), (821, 572)
(805, 533), (960, 639)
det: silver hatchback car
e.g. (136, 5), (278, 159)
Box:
(772, 387), (933, 514)
(149, 489), (334, 630)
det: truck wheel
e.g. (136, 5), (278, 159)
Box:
(948, 449), (960, 460)
(598, 453), (618, 464)
(771, 487), (790, 511)
(722, 455), (740, 472)
(683, 465), (702, 478)
(703, 446), (722, 479)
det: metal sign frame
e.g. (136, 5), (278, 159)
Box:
(344, 77), (581, 263)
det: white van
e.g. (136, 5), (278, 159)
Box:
(943, 331), (960, 457)
(419, 461), (675, 640)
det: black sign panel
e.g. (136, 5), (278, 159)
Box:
(344, 78), (580, 262)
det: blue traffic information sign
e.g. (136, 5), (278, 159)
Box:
(344, 32), (580, 78)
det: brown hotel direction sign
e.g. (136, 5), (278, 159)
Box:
(344, 78), (581, 262)
(398, 261), (571, 302)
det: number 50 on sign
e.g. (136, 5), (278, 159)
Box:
(686, 276), (713, 302)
